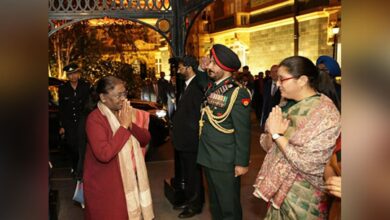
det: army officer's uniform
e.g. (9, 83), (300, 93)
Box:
(197, 44), (252, 220)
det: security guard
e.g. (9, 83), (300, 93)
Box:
(197, 44), (252, 220)
(58, 63), (91, 179)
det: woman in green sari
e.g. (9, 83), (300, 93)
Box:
(253, 56), (341, 219)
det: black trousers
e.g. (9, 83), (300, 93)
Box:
(64, 119), (86, 179)
(177, 151), (204, 210)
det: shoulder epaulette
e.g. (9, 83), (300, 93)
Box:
(231, 80), (243, 88)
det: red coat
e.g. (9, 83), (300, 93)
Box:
(83, 109), (151, 220)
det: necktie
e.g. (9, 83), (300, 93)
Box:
(271, 82), (276, 96)
(179, 84), (187, 101)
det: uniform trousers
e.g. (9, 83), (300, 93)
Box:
(64, 119), (87, 179)
(203, 167), (242, 220)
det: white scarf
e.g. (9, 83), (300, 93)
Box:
(97, 101), (154, 219)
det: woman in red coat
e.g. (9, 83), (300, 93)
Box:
(84, 76), (154, 220)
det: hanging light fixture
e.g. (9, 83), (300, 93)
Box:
(332, 24), (340, 35)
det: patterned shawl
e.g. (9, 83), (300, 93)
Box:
(253, 94), (340, 209)
(98, 102), (154, 220)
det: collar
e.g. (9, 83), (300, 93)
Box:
(185, 74), (196, 87)
(215, 76), (231, 85)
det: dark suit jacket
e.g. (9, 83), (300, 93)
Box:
(260, 79), (281, 126)
(157, 78), (170, 105)
(172, 75), (204, 152)
(58, 79), (91, 128)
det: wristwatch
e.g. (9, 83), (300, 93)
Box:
(271, 133), (282, 140)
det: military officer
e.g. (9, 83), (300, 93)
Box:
(197, 44), (252, 220)
(58, 63), (91, 179)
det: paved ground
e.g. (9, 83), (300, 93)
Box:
(49, 112), (269, 219)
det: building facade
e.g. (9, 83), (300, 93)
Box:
(188, 0), (341, 74)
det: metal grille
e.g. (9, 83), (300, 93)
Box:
(48, 0), (214, 56)
(49, 0), (172, 13)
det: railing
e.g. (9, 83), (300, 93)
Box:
(48, 0), (174, 37)
(49, 0), (172, 13)
(48, 0), (214, 56)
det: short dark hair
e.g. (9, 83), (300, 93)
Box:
(243, 65), (249, 71)
(96, 75), (125, 95)
(86, 75), (125, 111)
(178, 55), (198, 72)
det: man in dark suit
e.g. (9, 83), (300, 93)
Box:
(171, 56), (205, 218)
(260, 64), (281, 127)
(197, 44), (251, 220)
(252, 72), (264, 121)
(157, 71), (170, 106)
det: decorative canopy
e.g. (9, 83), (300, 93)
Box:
(48, 0), (213, 57)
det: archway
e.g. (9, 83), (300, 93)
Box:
(49, 0), (214, 57)
(48, 17), (174, 80)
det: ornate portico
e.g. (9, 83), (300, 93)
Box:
(48, 0), (213, 57)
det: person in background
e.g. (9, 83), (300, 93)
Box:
(151, 75), (159, 103)
(167, 74), (177, 121)
(140, 78), (153, 102)
(253, 56), (341, 219)
(157, 71), (170, 106)
(238, 65), (254, 92)
(58, 63), (91, 179)
(260, 64), (281, 127)
(324, 135), (341, 220)
(317, 55), (342, 220)
(252, 71), (265, 122)
(198, 44), (252, 220)
(83, 76), (154, 220)
(316, 55), (341, 107)
(264, 70), (271, 82)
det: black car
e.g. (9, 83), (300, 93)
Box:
(129, 99), (169, 148)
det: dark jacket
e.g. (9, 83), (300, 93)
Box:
(172, 74), (204, 152)
(157, 78), (170, 105)
(260, 79), (281, 126)
(58, 79), (91, 128)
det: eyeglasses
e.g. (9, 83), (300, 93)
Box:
(277, 76), (295, 83)
(110, 91), (128, 99)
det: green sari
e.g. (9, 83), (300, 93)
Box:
(265, 176), (328, 219)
